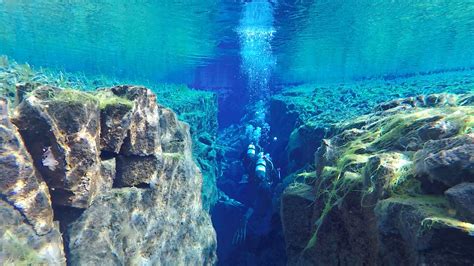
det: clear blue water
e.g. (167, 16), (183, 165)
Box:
(2, 1), (474, 86)
(1, 1), (474, 265)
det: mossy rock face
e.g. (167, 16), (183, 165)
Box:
(269, 75), (474, 176)
(3, 58), (220, 211)
(281, 93), (474, 265)
(0, 58), (220, 212)
(0, 61), (219, 262)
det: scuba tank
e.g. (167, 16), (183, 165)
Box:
(255, 152), (267, 179)
(247, 143), (256, 158)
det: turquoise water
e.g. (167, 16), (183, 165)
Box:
(0, 1), (227, 82)
(273, 0), (474, 82)
(1, 1), (474, 84)
(1, 1), (474, 265)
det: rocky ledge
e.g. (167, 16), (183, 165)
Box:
(0, 84), (217, 265)
(281, 93), (474, 265)
(269, 74), (472, 174)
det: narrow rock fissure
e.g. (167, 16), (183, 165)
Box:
(53, 205), (85, 265)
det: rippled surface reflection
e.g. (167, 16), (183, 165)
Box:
(1, 0), (473, 84)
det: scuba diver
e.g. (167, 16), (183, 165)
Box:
(241, 143), (278, 186)
(233, 143), (280, 245)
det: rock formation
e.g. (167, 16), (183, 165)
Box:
(12, 86), (102, 208)
(281, 93), (474, 265)
(1, 84), (217, 265)
(0, 98), (66, 265)
(268, 77), (471, 176)
(155, 85), (220, 211)
(1, 57), (221, 213)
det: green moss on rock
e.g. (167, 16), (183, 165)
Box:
(94, 90), (134, 110)
(282, 93), (474, 265)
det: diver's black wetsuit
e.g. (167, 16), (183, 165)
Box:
(239, 150), (275, 236)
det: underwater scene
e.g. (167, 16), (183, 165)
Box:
(0, 0), (473, 265)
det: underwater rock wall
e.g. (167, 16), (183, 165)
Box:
(156, 84), (221, 212)
(0, 84), (217, 265)
(281, 93), (474, 265)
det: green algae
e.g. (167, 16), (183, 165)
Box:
(1, 56), (215, 114)
(305, 172), (361, 251)
(375, 195), (474, 236)
(295, 171), (317, 183)
(153, 83), (218, 136)
(421, 217), (474, 235)
(371, 107), (474, 150)
(48, 88), (97, 104)
(0, 231), (45, 265)
(305, 98), (474, 249)
(94, 91), (134, 110)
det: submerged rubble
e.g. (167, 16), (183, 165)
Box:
(281, 93), (474, 265)
(0, 84), (217, 265)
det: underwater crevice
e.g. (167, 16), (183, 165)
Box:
(53, 206), (85, 266)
